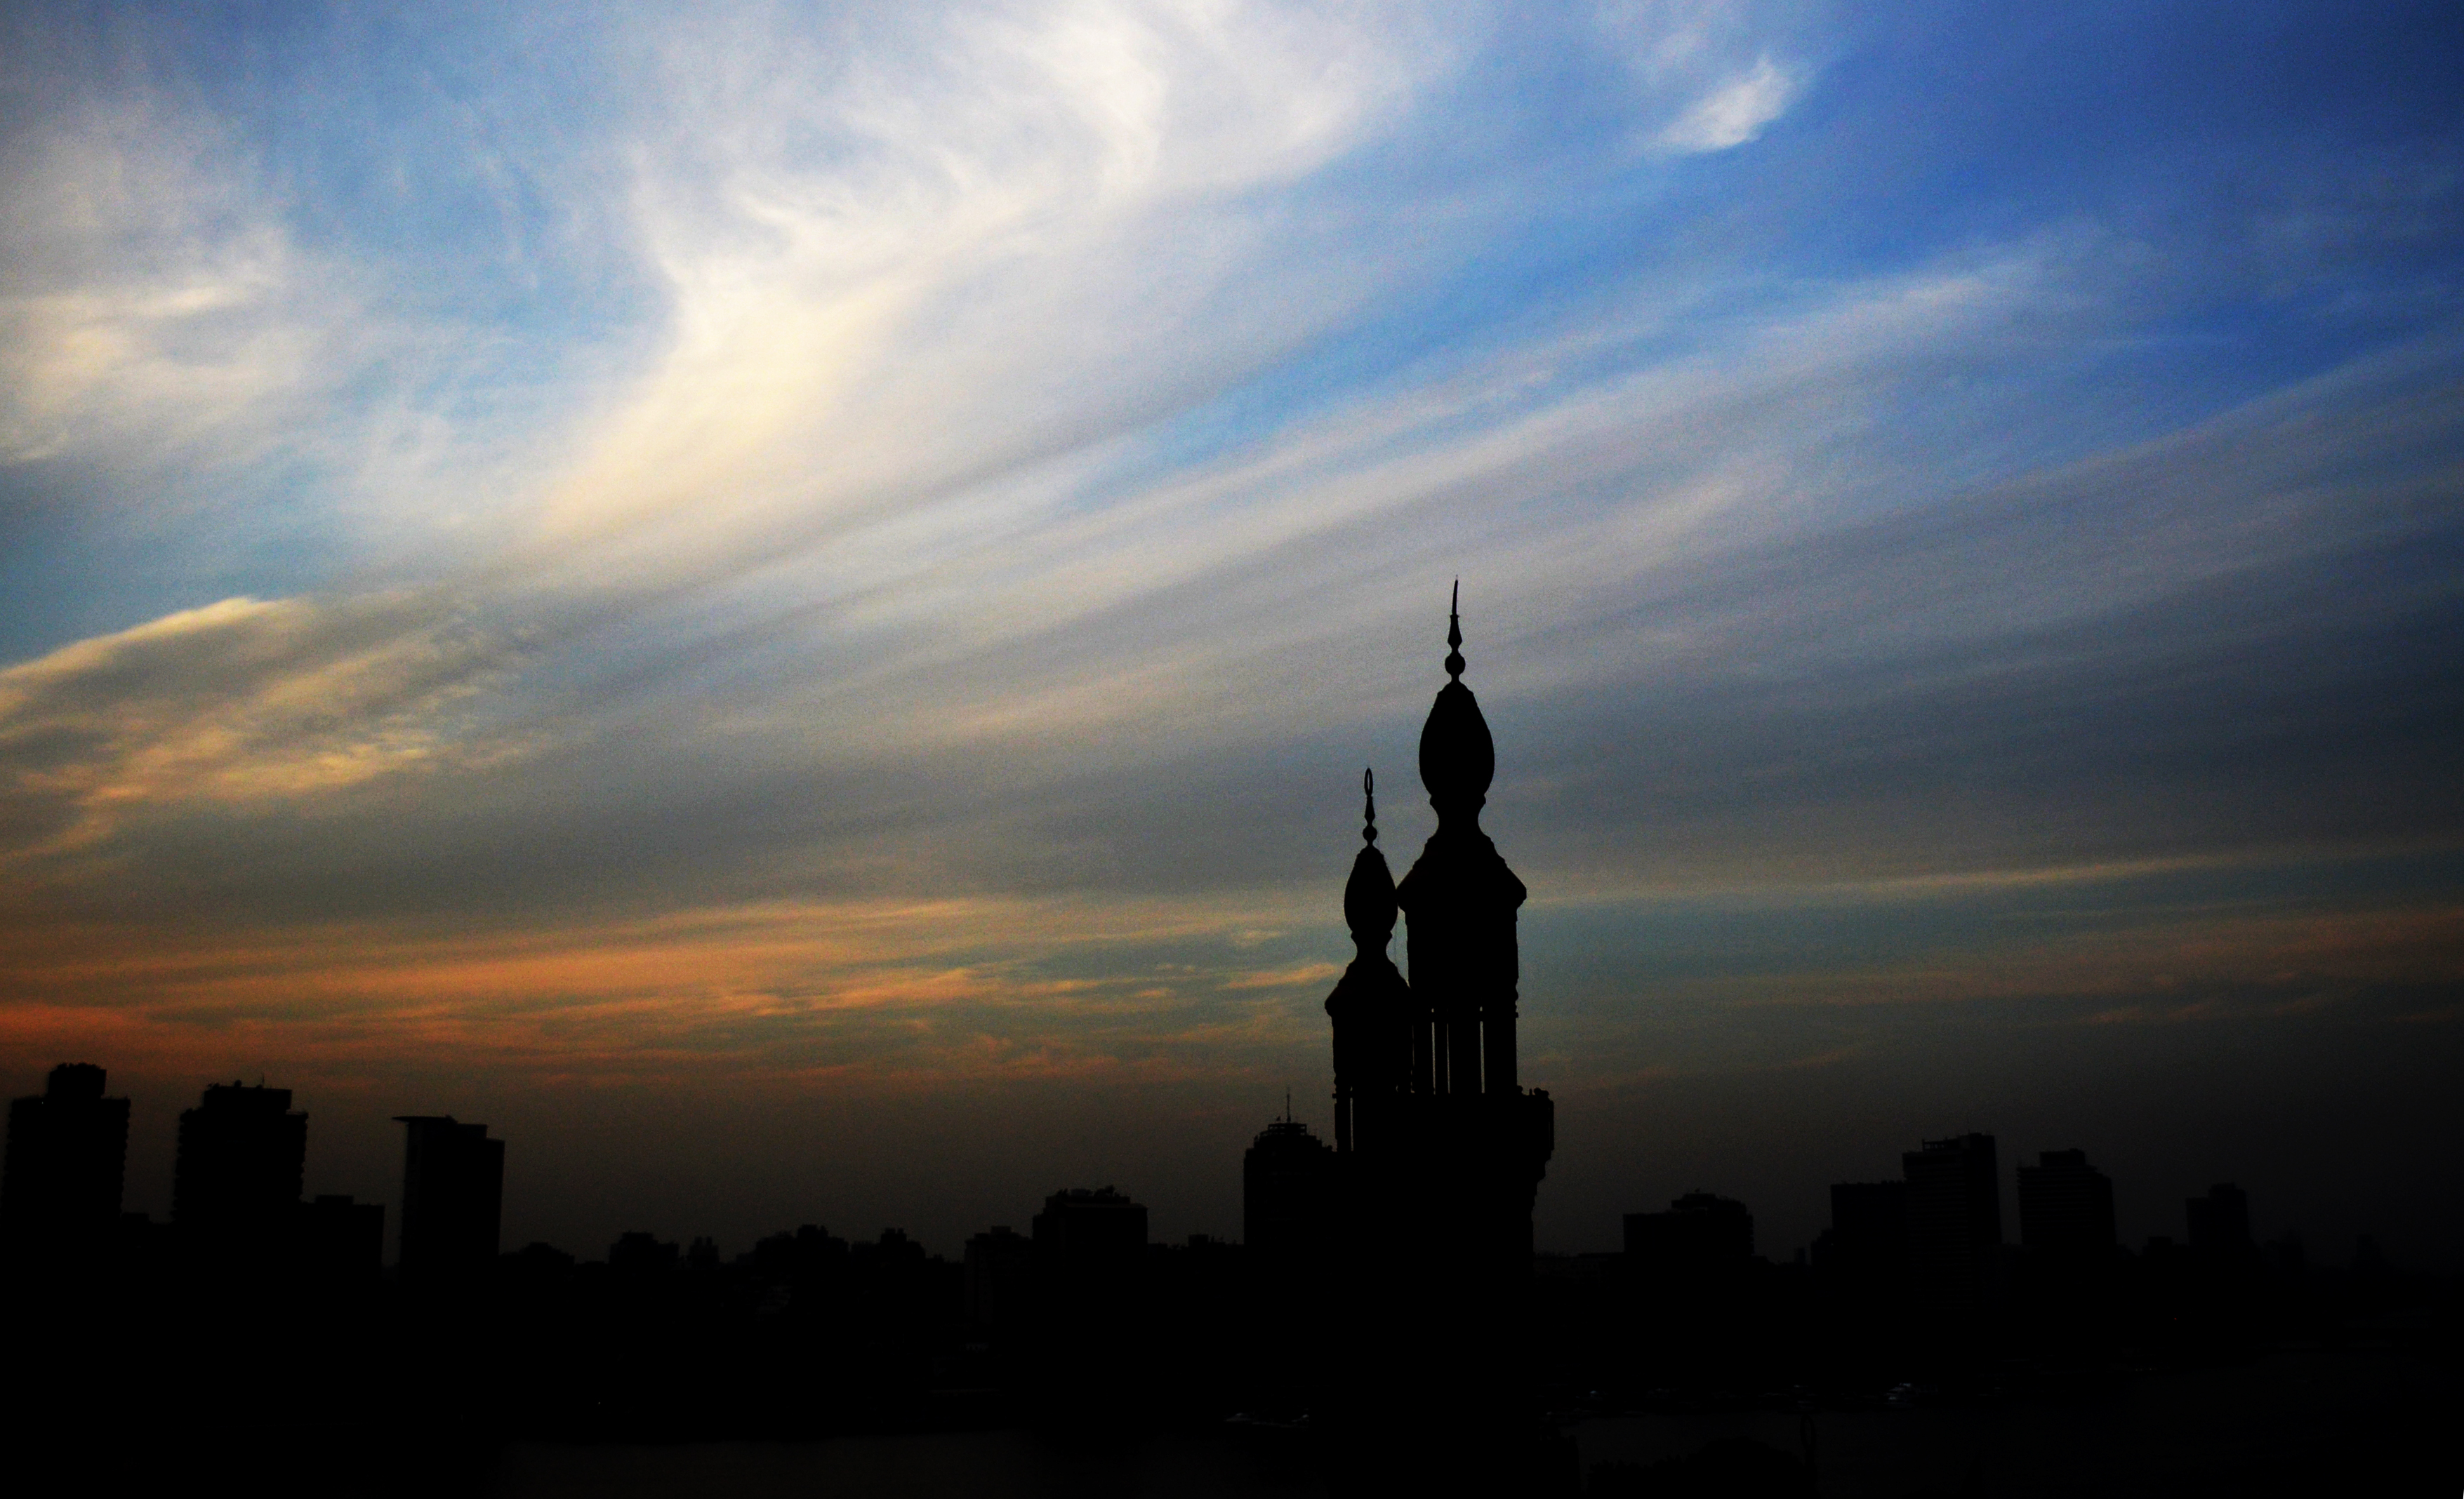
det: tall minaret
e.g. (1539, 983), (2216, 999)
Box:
(1396, 583), (1529, 1099)
(1319, 588), (1556, 1451)
(1325, 769), (1410, 1154)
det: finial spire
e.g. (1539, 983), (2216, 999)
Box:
(1445, 579), (1465, 681)
(1344, 767), (1400, 942)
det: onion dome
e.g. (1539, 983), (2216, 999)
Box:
(1342, 767), (1398, 943)
(1417, 582), (1495, 820)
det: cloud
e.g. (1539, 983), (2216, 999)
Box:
(0, 592), (517, 861)
(0, 120), (308, 472)
(556, 244), (2066, 763)
(1518, 866), (2464, 1105)
(0, 887), (1342, 1090)
(0, 56), (380, 488)
(522, 0), (1446, 582)
(1593, 1), (1810, 155)
(1652, 55), (1800, 154)
(12, 234), (2456, 920)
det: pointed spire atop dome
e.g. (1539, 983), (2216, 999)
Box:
(1343, 767), (1398, 944)
(1445, 578), (1465, 681)
(1418, 584), (1494, 821)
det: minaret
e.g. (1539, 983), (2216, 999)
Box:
(1316, 587), (1558, 1460)
(1325, 768), (1410, 1154)
(1396, 582), (1529, 1099)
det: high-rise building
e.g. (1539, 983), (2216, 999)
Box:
(963, 1225), (1033, 1330)
(394, 1115), (504, 1285)
(1028, 1187), (1149, 1391)
(173, 1082), (307, 1260)
(2017, 1149), (2115, 1255)
(1, 1064), (131, 1263)
(1902, 1133), (2001, 1300)
(1624, 1191), (1755, 1274)
(1032, 1186), (1147, 1272)
(2185, 1182), (2252, 1257)
(1243, 1112), (1334, 1264)
(1243, 1109), (1336, 1373)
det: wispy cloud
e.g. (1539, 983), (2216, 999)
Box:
(0, 98), (334, 472)
(504, 3), (1450, 599)
(1652, 55), (1801, 154)
(1596, 0), (1810, 155)
(0, 592), (515, 860)
(0, 887), (1341, 1089)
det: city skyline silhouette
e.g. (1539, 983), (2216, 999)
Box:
(4, 1), (2460, 1491)
(11, 593), (2437, 1277)
(6, 599), (2451, 1492)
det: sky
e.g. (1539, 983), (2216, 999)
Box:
(3, 0), (2460, 1268)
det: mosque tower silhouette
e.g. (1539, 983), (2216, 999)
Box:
(1323, 586), (1555, 1416)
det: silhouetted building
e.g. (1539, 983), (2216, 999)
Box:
(610, 1230), (680, 1274)
(1315, 590), (1559, 1474)
(2186, 1182), (2252, 1258)
(1028, 1187), (1148, 1404)
(1326, 766), (1414, 1159)
(173, 1082), (307, 1262)
(1, 1064), (130, 1263)
(1032, 1186), (1146, 1272)
(1625, 1191), (1755, 1274)
(298, 1193), (385, 1287)
(1391, 592), (1556, 1266)
(748, 1222), (847, 1303)
(964, 1225), (1033, 1330)
(499, 1239), (579, 1305)
(395, 1114), (504, 1286)
(1817, 1180), (1907, 1281)
(1323, 593), (1554, 1273)
(1902, 1133), (2000, 1300)
(1244, 1110), (1334, 1264)
(508, 1239), (577, 1274)
(2017, 1149), (2115, 1255)
(1031, 1187), (1147, 1329)
(1243, 1109), (1336, 1394)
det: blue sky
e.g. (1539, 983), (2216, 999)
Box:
(2, 0), (2460, 1264)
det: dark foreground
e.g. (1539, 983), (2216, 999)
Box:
(458, 1347), (2453, 1498)
(4, 1227), (2457, 1495)
(3, 1345), (2449, 1495)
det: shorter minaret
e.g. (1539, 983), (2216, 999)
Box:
(1325, 768), (1410, 1155)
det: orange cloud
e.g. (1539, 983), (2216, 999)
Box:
(0, 890), (1342, 1097)
(0, 592), (514, 861)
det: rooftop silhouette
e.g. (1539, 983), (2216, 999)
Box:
(1, 1064), (128, 1267)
